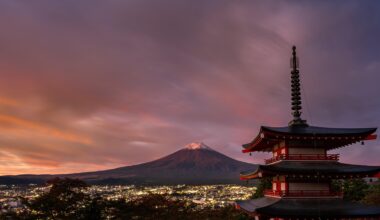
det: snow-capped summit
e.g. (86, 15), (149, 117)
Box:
(185, 142), (213, 150)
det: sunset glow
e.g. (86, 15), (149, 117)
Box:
(0, 1), (379, 175)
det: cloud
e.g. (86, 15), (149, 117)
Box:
(0, 0), (379, 175)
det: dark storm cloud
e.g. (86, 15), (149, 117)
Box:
(0, 0), (379, 174)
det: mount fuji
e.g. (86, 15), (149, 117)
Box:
(0, 142), (257, 185)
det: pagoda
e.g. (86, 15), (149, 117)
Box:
(236, 46), (380, 219)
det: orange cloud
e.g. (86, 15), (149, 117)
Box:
(0, 149), (123, 175)
(0, 96), (20, 107)
(0, 114), (92, 145)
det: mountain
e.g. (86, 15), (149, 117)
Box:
(0, 142), (257, 185)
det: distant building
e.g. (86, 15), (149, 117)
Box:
(236, 46), (380, 219)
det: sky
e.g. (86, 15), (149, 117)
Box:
(0, 0), (380, 175)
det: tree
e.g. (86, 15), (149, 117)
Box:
(251, 177), (272, 199)
(342, 179), (369, 202)
(195, 205), (250, 220)
(361, 182), (380, 205)
(27, 177), (93, 219)
(124, 194), (190, 219)
(332, 178), (370, 202)
(0, 211), (21, 220)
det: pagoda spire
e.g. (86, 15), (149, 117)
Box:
(289, 46), (308, 127)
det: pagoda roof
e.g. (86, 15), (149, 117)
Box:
(243, 125), (377, 152)
(262, 125), (376, 136)
(240, 161), (380, 180)
(236, 198), (380, 218)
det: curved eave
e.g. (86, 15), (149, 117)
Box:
(243, 126), (377, 153)
(237, 198), (380, 218)
(240, 161), (380, 180)
(242, 127), (265, 152)
(235, 197), (280, 214)
(240, 167), (262, 180)
(262, 126), (377, 136)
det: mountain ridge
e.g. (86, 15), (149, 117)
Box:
(0, 143), (257, 185)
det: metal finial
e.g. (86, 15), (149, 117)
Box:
(291, 46), (299, 69)
(288, 46), (308, 127)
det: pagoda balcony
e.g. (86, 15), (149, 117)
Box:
(264, 189), (343, 198)
(264, 154), (339, 164)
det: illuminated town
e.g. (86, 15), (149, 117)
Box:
(0, 184), (255, 214)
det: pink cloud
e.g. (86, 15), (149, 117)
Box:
(0, 1), (379, 175)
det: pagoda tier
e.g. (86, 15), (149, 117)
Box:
(243, 125), (377, 152)
(236, 197), (380, 219)
(240, 161), (380, 180)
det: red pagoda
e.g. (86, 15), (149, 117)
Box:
(236, 46), (380, 219)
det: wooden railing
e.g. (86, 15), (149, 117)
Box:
(264, 189), (343, 198)
(265, 154), (339, 164)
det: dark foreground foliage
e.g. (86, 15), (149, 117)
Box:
(361, 182), (380, 205)
(332, 178), (376, 202)
(250, 177), (271, 199)
(0, 178), (250, 220)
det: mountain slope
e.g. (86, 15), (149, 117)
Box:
(0, 142), (257, 185)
